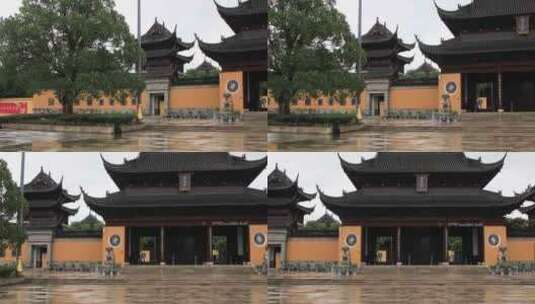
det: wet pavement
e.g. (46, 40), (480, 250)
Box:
(1, 266), (267, 304)
(2, 266), (535, 304)
(268, 113), (535, 151)
(0, 117), (267, 152)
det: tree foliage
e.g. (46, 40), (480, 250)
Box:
(0, 0), (145, 114)
(269, 0), (366, 114)
(183, 62), (220, 79)
(0, 18), (31, 98)
(64, 214), (104, 232)
(403, 62), (440, 80)
(0, 159), (28, 254)
(303, 213), (340, 231)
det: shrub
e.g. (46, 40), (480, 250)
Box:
(0, 113), (137, 126)
(0, 263), (16, 278)
(269, 112), (359, 126)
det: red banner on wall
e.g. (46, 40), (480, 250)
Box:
(0, 102), (28, 114)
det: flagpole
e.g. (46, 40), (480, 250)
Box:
(16, 152), (25, 275)
(136, 0), (143, 120)
(356, 0), (363, 118)
(358, 0), (362, 73)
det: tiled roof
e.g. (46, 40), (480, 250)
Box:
(437, 0), (535, 19)
(340, 152), (505, 174)
(102, 152), (267, 173)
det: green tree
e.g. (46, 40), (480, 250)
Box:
(0, 0), (145, 114)
(403, 62), (440, 80)
(303, 213), (340, 231)
(0, 159), (28, 255)
(183, 61), (220, 79)
(0, 18), (31, 98)
(64, 214), (103, 232)
(269, 0), (366, 115)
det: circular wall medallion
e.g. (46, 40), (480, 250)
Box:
(254, 233), (266, 247)
(488, 234), (501, 247)
(109, 234), (121, 247)
(227, 80), (240, 93)
(345, 234), (358, 247)
(445, 82), (458, 94)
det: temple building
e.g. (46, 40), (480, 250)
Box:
(315, 153), (535, 266)
(21, 169), (80, 268)
(198, 0), (268, 112)
(360, 19), (415, 116)
(418, 0), (535, 112)
(82, 153), (269, 266)
(266, 166), (315, 268)
(141, 19), (194, 116)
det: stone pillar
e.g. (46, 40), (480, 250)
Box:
(126, 227), (132, 265)
(498, 72), (503, 111)
(396, 226), (402, 265)
(280, 243), (287, 268)
(363, 227), (368, 264)
(443, 225), (449, 265)
(207, 225), (213, 264)
(47, 242), (52, 269)
(160, 226), (165, 265)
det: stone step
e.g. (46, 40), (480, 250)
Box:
(242, 111), (268, 121)
(359, 265), (490, 276)
(121, 264), (257, 276)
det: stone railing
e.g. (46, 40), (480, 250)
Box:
(490, 261), (535, 276)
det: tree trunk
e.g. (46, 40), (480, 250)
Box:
(278, 96), (291, 116)
(62, 101), (74, 115)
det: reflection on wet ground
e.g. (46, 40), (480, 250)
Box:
(1, 266), (267, 304)
(0, 118), (267, 152)
(267, 284), (535, 304)
(268, 267), (535, 304)
(2, 266), (535, 304)
(269, 113), (535, 151)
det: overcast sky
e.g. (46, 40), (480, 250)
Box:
(1, 152), (267, 223)
(0, 0), (239, 70)
(1, 0), (471, 72)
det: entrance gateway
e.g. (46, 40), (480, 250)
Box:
(318, 153), (535, 266)
(419, 0), (535, 112)
(83, 153), (270, 266)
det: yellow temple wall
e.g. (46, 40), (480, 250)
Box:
(0, 243), (29, 264)
(484, 225), (507, 266)
(220, 71), (244, 112)
(286, 237), (339, 262)
(269, 96), (360, 113)
(169, 84), (220, 109)
(339, 226), (362, 265)
(390, 86), (439, 110)
(438, 73), (462, 113)
(248, 224), (267, 266)
(268, 85), (443, 113)
(32, 90), (137, 113)
(508, 238), (535, 262)
(102, 226), (126, 265)
(52, 238), (102, 262)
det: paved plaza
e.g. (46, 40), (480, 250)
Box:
(2, 266), (535, 304)
(269, 113), (535, 152)
(0, 115), (267, 152)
